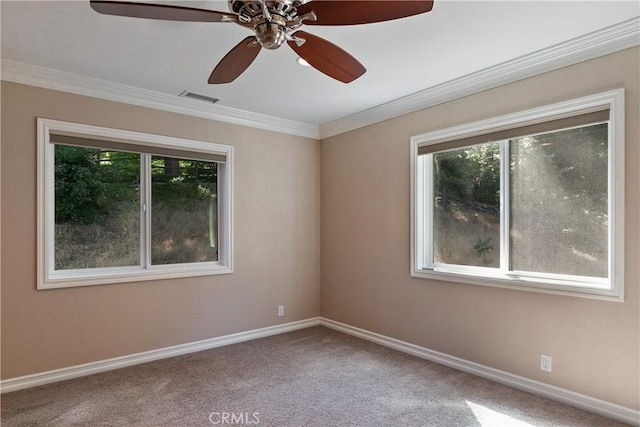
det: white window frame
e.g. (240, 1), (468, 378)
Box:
(37, 118), (234, 289)
(410, 89), (625, 301)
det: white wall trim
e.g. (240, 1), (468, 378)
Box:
(0, 317), (320, 394)
(320, 318), (640, 426)
(3, 19), (638, 141)
(319, 17), (640, 139)
(0, 59), (319, 140)
(1, 316), (637, 424)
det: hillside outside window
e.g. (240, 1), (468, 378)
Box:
(38, 119), (234, 289)
(410, 90), (624, 300)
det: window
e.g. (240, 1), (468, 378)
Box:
(410, 90), (624, 300)
(38, 118), (233, 289)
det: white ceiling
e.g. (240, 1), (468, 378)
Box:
(2, 1), (639, 128)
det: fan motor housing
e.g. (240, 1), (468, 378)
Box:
(229, 0), (306, 49)
(229, 1), (303, 19)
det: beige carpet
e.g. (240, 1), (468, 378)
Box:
(1, 326), (629, 426)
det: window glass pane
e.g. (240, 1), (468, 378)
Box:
(433, 143), (501, 267)
(510, 123), (608, 277)
(55, 146), (140, 269)
(151, 157), (218, 265)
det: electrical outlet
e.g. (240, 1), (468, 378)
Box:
(278, 305), (284, 317)
(540, 354), (552, 372)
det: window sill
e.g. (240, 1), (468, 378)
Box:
(411, 268), (623, 302)
(39, 263), (232, 290)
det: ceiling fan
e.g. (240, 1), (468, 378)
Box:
(90, 0), (434, 84)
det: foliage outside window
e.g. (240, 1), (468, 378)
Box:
(411, 90), (624, 300)
(38, 119), (233, 289)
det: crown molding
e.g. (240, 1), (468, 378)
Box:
(319, 17), (640, 139)
(0, 59), (320, 140)
(2, 17), (637, 141)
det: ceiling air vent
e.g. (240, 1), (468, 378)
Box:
(179, 90), (220, 104)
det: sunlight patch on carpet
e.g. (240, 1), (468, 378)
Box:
(466, 400), (536, 427)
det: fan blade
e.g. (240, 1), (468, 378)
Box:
(288, 31), (365, 83)
(209, 36), (261, 84)
(297, 1), (434, 25)
(90, 1), (236, 22)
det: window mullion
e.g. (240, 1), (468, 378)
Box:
(424, 155), (434, 267)
(141, 154), (152, 269)
(499, 140), (510, 274)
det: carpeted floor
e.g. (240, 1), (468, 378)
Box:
(1, 326), (629, 426)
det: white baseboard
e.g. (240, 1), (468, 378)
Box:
(0, 317), (320, 394)
(319, 317), (639, 426)
(2, 316), (637, 425)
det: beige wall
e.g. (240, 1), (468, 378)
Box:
(321, 47), (640, 409)
(1, 81), (321, 378)
(1, 47), (638, 411)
